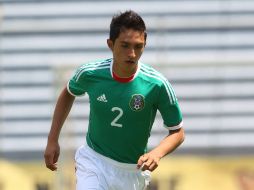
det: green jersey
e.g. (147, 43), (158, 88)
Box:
(68, 58), (182, 163)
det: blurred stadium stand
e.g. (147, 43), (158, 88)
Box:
(1, 0), (254, 160)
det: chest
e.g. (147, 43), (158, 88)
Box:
(87, 78), (157, 114)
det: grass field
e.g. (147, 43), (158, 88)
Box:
(1, 156), (254, 190)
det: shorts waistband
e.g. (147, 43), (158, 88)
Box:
(85, 145), (138, 171)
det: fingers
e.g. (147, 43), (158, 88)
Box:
(141, 160), (158, 172)
(137, 154), (148, 169)
(53, 151), (60, 164)
(137, 154), (159, 172)
(44, 149), (59, 171)
(148, 162), (158, 171)
(44, 154), (57, 171)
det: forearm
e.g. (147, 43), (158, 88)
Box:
(137, 127), (184, 171)
(151, 128), (184, 158)
(149, 128), (185, 158)
(47, 86), (75, 142)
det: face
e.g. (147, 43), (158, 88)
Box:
(107, 28), (146, 76)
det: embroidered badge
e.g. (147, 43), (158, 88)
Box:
(129, 94), (145, 111)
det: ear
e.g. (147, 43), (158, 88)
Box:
(107, 39), (113, 51)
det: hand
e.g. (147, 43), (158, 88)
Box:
(137, 152), (161, 172)
(44, 141), (60, 171)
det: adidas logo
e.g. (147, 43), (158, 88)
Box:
(97, 94), (108, 102)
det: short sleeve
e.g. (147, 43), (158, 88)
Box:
(67, 66), (88, 96)
(157, 81), (183, 130)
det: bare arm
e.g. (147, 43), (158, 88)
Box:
(44, 86), (75, 171)
(137, 127), (185, 172)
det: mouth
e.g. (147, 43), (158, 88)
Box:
(125, 60), (136, 64)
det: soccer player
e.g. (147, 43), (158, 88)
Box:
(44, 10), (185, 190)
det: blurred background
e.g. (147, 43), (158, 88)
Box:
(0, 0), (254, 190)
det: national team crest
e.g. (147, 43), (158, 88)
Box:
(129, 94), (145, 111)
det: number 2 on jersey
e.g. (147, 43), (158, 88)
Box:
(111, 107), (123, 127)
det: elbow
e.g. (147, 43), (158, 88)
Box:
(179, 127), (185, 144)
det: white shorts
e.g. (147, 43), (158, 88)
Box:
(75, 145), (151, 190)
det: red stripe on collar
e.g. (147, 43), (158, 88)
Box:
(113, 71), (135, 83)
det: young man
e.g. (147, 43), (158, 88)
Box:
(44, 10), (184, 190)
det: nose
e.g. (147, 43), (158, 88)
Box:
(128, 48), (135, 58)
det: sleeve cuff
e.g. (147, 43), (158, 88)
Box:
(163, 121), (183, 130)
(67, 80), (85, 97)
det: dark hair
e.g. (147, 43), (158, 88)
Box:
(109, 10), (147, 43)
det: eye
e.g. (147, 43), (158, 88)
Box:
(121, 44), (128, 48)
(135, 45), (143, 50)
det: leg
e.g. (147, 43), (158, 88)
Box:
(111, 169), (151, 190)
(75, 146), (108, 190)
(76, 169), (100, 190)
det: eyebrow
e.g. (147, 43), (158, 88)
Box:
(120, 41), (144, 46)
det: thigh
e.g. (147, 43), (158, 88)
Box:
(76, 169), (99, 190)
(109, 170), (151, 190)
(76, 166), (108, 190)
(75, 146), (108, 190)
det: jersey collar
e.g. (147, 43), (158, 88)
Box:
(110, 58), (140, 83)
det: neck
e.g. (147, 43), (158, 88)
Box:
(112, 61), (138, 78)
